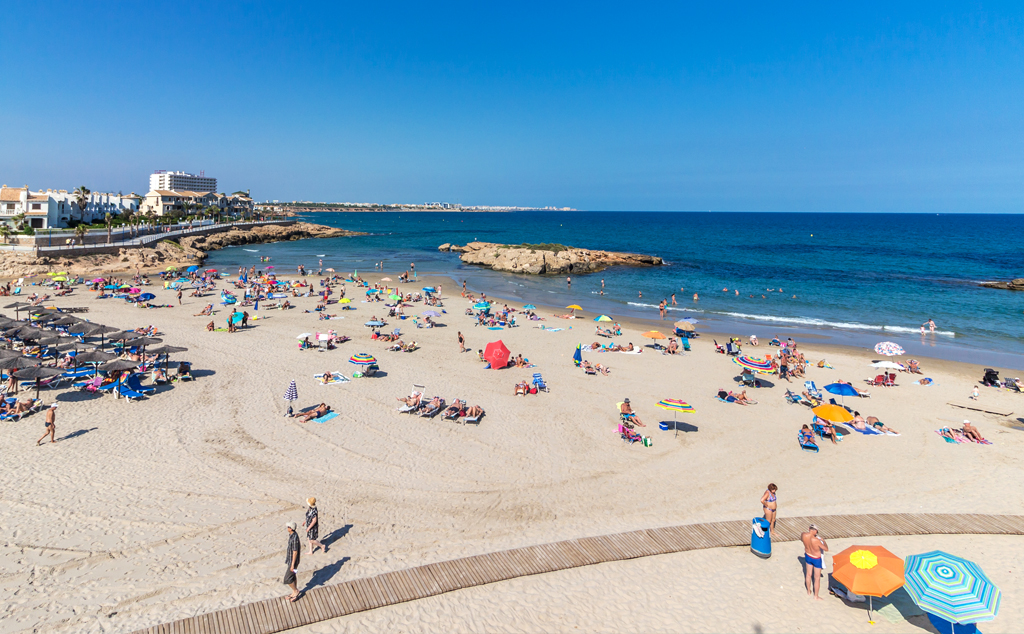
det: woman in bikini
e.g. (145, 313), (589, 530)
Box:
(760, 483), (778, 533)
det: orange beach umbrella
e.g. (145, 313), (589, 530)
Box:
(832, 545), (905, 622)
(812, 404), (854, 423)
(641, 331), (667, 340)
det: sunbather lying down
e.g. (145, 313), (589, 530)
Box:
(397, 391), (422, 407)
(865, 415), (898, 435)
(464, 404), (484, 418)
(515, 381), (529, 396)
(298, 403), (330, 422)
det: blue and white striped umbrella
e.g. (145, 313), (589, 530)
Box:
(283, 380), (298, 402)
(904, 551), (1000, 625)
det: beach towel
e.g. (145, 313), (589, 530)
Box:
(535, 327), (563, 332)
(619, 348), (642, 354)
(913, 378), (935, 386)
(487, 326), (504, 330)
(314, 372), (351, 385)
(312, 411), (339, 424)
(838, 422), (883, 435)
(935, 429), (964, 443)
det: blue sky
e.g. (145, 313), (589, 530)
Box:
(1, 2), (1021, 211)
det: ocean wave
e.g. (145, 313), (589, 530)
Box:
(717, 312), (956, 336)
(243, 249), (259, 252)
(626, 302), (703, 313)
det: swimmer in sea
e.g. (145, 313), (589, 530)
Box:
(693, 293), (698, 301)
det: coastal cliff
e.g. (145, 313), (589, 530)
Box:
(438, 242), (663, 274)
(979, 278), (1024, 291)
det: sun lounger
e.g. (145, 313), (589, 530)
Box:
(812, 418), (844, 442)
(532, 373), (549, 392)
(124, 374), (155, 394)
(463, 411), (484, 424)
(418, 398), (445, 418)
(117, 385), (146, 402)
(799, 432), (819, 453)
(76, 376), (103, 392)
(804, 381), (823, 400)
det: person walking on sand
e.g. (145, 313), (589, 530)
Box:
(283, 522), (301, 602)
(176, 289), (182, 305)
(760, 483), (778, 533)
(36, 404), (57, 445)
(801, 524), (828, 600)
(971, 386), (979, 400)
(305, 497), (326, 554)
(458, 331), (465, 353)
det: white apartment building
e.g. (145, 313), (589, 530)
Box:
(141, 189), (254, 217)
(0, 185), (55, 228)
(44, 190), (140, 225)
(149, 170), (217, 193)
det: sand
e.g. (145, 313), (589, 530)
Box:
(0, 270), (1021, 633)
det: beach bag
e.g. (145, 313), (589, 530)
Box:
(642, 437), (653, 447)
(529, 387), (537, 394)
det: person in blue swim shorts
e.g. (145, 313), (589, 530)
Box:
(801, 524), (829, 600)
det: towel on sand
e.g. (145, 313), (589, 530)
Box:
(312, 411), (339, 424)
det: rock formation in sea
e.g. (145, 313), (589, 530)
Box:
(438, 241), (662, 274)
(979, 278), (1024, 291)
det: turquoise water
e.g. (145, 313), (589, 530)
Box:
(205, 212), (1024, 369)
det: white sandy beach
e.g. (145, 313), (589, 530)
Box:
(1, 271), (1021, 633)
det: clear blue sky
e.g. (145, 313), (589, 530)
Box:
(2, 2), (1022, 211)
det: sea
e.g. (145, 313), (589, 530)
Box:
(204, 212), (1024, 370)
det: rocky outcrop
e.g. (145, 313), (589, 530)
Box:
(438, 242), (663, 275)
(980, 278), (1024, 291)
(179, 222), (364, 254)
(0, 240), (204, 278)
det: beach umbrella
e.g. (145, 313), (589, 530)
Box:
(523, 304), (536, 310)
(50, 316), (80, 327)
(338, 297), (352, 303)
(483, 340), (511, 369)
(812, 404), (854, 423)
(566, 304), (582, 311)
(824, 382), (860, 405)
(128, 287), (141, 294)
(283, 380), (298, 416)
(0, 348), (23, 358)
(734, 355), (774, 374)
(4, 302), (29, 318)
(165, 266), (178, 271)
(99, 359), (139, 372)
(0, 317), (14, 326)
(75, 350), (116, 364)
(832, 546), (905, 623)
(103, 285), (118, 290)
(473, 303), (491, 311)
(874, 341), (905, 356)
(595, 315), (612, 322)
(422, 287), (436, 293)
(641, 331), (667, 340)
(90, 278), (105, 283)
(0, 356), (38, 370)
(105, 330), (139, 342)
(187, 265), (199, 272)
(871, 361), (904, 370)
(904, 551), (1000, 630)
(296, 333), (313, 340)
(129, 337), (163, 348)
(205, 269), (218, 273)
(138, 293), (155, 301)
(573, 343), (582, 367)
(51, 276), (67, 282)
(366, 289), (382, 294)
(13, 366), (63, 399)
(422, 310), (441, 317)
(349, 353), (377, 365)
(656, 398), (696, 438)
(674, 320), (695, 332)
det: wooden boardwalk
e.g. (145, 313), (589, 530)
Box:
(134, 513), (1024, 634)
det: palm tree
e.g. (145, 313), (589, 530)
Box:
(121, 210), (135, 236)
(0, 224), (11, 244)
(104, 213), (113, 243)
(74, 186), (91, 221)
(11, 213), (26, 231)
(73, 224), (88, 246)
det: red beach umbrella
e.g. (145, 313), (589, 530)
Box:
(484, 340), (511, 370)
